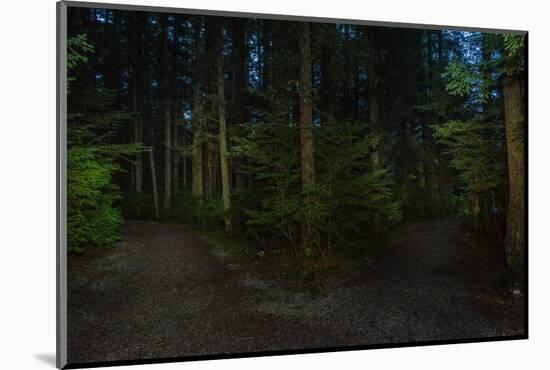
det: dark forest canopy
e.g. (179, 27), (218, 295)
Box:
(66, 7), (526, 293)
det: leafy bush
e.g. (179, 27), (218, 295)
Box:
(66, 34), (139, 252)
(232, 119), (303, 257)
(67, 147), (122, 252)
(233, 110), (402, 265)
(170, 190), (225, 229)
(433, 120), (507, 231)
(316, 121), (402, 244)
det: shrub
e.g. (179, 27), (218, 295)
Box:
(67, 147), (122, 252)
(170, 190), (225, 230)
(233, 117), (402, 266)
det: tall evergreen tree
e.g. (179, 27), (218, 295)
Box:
(502, 36), (525, 294)
(161, 15), (172, 212)
(215, 21), (232, 233)
(191, 16), (204, 201)
(298, 22), (315, 189)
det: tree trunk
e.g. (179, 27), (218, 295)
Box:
(204, 18), (217, 201)
(191, 122), (204, 199)
(172, 17), (180, 197)
(173, 122), (179, 196)
(231, 19), (246, 126)
(216, 22), (232, 233)
(366, 28), (386, 232)
(297, 22), (316, 261)
(367, 30), (383, 166)
(129, 14), (145, 215)
(320, 24), (337, 123)
(342, 25), (354, 121)
(262, 20), (272, 90)
(271, 21), (286, 95)
(205, 148), (213, 200)
(231, 19), (247, 191)
(133, 119), (143, 217)
(182, 139), (187, 189)
(424, 30), (439, 217)
(161, 15), (172, 212)
(191, 17), (204, 201)
(503, 74), (525, 294)
(164, 105), (172, 213)
(149, 148), (159, 219)
(132, 89), (143, 203)
(298, 22), (315, 189)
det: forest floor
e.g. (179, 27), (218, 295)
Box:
(67, 216), (525, 365)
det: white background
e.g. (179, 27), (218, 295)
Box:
(0, 0), (547, 369)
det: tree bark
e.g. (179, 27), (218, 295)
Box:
(424, 30), (439, 217)
(503, 74), (525, 294)
(205, 148), (214, 200)
(262, 20), (273, 90)
(271, 21), (285, 95)
(231, 19), (247, 126)
(173, 122), (179, 196)
(129, 13), (145, 215)
(231, 19), (247, 191)
(172, 17), (180, 197)
(298, 22), (315, 189)
(215, 23), (232, 233)
(161, 15), (172, 212)
(320, 24), (337, 123)
(204, 18), (217, 201)
(191, 17), (204, 201)
(163, 103), (172, 212)
(149, 148), (159, 219)
(367, 29), (383, 167)
(182, 139), (187, 189)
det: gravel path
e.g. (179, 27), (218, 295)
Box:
(67, 217), (524, 365)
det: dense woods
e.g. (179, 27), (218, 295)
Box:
(66, 8), (526, 294)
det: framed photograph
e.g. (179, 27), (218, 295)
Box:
(57, 1), (527, 368)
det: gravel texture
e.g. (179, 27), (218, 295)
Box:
(67, 217), (524, 365)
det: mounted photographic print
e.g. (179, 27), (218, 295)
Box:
(57, 1), (527, 368)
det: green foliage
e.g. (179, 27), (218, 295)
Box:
(170, 190), (225, 229)
(68, 89), (136, 146)
(434, 33), (515, 232)
(63, 12), (523, 283)
(433, 120), (506, 228)
(67, 34), (94, 92)
(433, 120), (505, 193)
(298, 185), (330, 256)
(233, 103), (402, 262)
(441, 38), (500, 107)
(66, 35), (139, 252)
(67, 148), (122, 252)
(317, 121), (401, 242)
(445, 34), (525, 87)
(66, 89), (140, 252)
(68, 33), (93, 69)
(233, 119), (303, 253)
(442, 61), (475, 97)
(502, 34), (525, 75)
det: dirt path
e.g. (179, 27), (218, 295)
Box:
(67, 217), (524, 365)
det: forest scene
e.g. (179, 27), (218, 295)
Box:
(65, 5), (526, 365)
